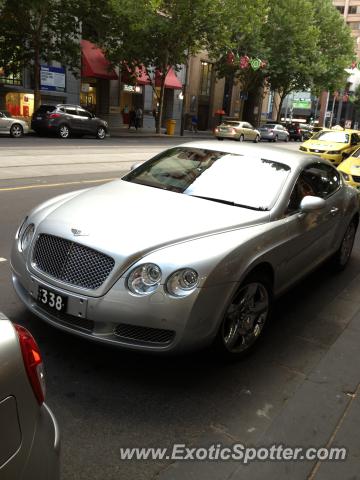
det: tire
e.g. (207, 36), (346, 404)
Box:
(213, 272), (272, 359)
(285, 135), (289, 142)
(253, 134), (260, 143)
(238, 134), (244, 142)
(217, 137), (224, 141)
(299, 135), (304, 142)
(273, 135), (278, 142)
(58, 124), (70, 139)
(96, 126), (106, 140)
(331, 219), (357, 271)
(10, 123), (23, 138)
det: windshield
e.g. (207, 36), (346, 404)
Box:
(311, 131), (349, 143)
(123, 147), (291, 211)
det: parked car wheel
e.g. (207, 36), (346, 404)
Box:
(238, 134), (244, 142)
(214, 272), (272, 359)
(58, 124), (70, 139)
(332, 219), (357, 271)
(273, 135), (278, 142)
(253, 134), (260, 143)
(96, 126), (106, 140)
(10, 123), (23, 138)
(285, 135), (289, 142)
(217, 137), (224, 141)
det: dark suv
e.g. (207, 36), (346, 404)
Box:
(286, 123), (313, 142)
(31, 104), (108, 139)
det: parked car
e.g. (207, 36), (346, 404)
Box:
(214, 121), (260, 142)
(0, 110), (29, 138)
(300, 129), (360, 165)
(11, 141), (359, 358)
(0, 312), (60, 479)
(259, 123), (289, 142)
(287, 123), (313, 141)
(338, 145), (360, 190)
(31, 104), (108, 139)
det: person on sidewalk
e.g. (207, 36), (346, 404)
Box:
(135, 107), (143, 130)
(191, 114), (198, 133)
(128, 108), (136, 129)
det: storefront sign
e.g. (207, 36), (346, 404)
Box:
(40, 65), (66, 92)
(123, 84), (142, 93)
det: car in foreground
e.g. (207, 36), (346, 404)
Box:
(287, 123), (313, 141)
(299, 129), (360, 165)
(338, 145), (360, 190)
(0, 110), (29, 138)
(11, 141), (359, 358)
(0, 312), (60, 479)
(259, 124), (289, 142)
(31, 104), (108, 139)
(214, 121), (260, 142)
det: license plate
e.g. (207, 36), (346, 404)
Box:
(37, 286), (67, 313)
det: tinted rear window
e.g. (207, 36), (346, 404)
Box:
(35, 105), (56, 114)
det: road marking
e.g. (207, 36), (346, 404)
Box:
(0, 178), (116, 192)
(0, 258), (7, 263)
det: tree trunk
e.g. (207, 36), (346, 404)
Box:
(156, 73), (167, 134)
(276, 92), (286, 122)
(34, 45), (41, 110)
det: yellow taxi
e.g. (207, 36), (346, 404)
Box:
(299, 128), (360, 165)
(338, 146), (360, 190)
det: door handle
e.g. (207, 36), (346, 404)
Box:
(329, 207), (339, 216)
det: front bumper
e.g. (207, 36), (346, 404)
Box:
(11, 256), (232, 354)
(299, 149), (343, 165)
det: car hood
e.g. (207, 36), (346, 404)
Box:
(339, 156), (360, 174)
(37, 179), (269, 262)
(304, 140), (348, 150)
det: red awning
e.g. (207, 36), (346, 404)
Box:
(81, 40), (118, 80)
(155, 68), (182, 89)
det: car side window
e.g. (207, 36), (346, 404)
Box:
(352, 147), (360, 158)
(287, 163), (340, 214)
(351, 133), (360, 145)
(65, 107), (78, 116)
(78, 109), (92, 119)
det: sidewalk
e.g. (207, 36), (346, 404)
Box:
(158, 287), (360, 480)
(108, 125), (214, 139)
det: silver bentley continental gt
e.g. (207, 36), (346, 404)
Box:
(11, 141), (360, 357)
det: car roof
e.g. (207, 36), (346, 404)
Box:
(178, 140), (332, 169)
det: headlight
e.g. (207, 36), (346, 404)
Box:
(20, 223), (35, 251)
(166, 268), (199, 297)
(127, 263), (162, 295)
(327, 150), (341, 154)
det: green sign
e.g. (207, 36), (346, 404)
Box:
(292, 100), (311, 109)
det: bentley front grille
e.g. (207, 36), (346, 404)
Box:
(33, 234), (115, 290)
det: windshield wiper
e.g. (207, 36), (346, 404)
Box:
(189, 195), (267, 211)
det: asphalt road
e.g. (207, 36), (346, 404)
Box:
(1, 137), (359, 480)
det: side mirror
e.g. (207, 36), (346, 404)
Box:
(300, 195), (326, 212)
(130, 162), (144, 171)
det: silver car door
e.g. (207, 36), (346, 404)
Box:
(278, 163), (342, 288)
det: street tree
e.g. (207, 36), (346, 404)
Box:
(94, 0), (230, 133)
(0, 0), (82, 109)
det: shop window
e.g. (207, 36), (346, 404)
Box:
(5, 92), (34, 117)
(0, 69), (22, 86)
(199, 61), (213, 97)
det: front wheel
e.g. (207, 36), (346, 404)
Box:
(285, 135), (289, 142)
(96, 126), (106, 140)
(10, 123), (23, 138)
(238, 134), (244, 142)
(273, 135), (278, 142)
(253, 134), (260, 143)
(331, 219), (357, 271)
(214, 274), (272, 359)
(217, 137), (224, 141)
(58, 124), (70, 139)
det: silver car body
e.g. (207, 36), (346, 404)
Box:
(259, 124), (289, 142)
(11, 141), (359, 353)
(0, 111), (29, 137)
(0, 313), (60, 479)
(214, 121), (260, 142)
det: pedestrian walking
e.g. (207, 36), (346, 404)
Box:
(191, 114), (198, 133)
(128, 108), (136, 129)
(135, 107), (143, 130)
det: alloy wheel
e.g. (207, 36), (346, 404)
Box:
(97, 127), (106, 139)
(59, 125), (70, 139)
(339, 222), (356, 267)
(10, 124), (23, 138)
(222, 282), (269, 354)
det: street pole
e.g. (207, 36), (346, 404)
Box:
(329, 94), (336, 128)
(180, 50), (190, 136)
(322, 91), (330, 127)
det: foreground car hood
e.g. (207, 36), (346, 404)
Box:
(38, 179), (269, 260)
